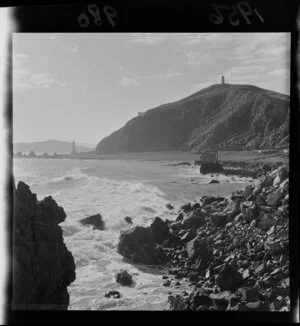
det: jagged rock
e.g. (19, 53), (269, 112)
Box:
(149, 217), (171, 244)
(273, 166), (289, 187)
(182, 211), (206, 229)
(210, 212), (227, 227)
(186, 236), (209, 260)
(176, 212), (184, 222)
(200, 162), (223, 174)
(13, 180), (76, 310)
(191, 203), (201, 210)
(260, 175), (275, 188)
(115, 269), (133, 286)
(169, 221), (183, 232)
(168, 295), (186, 310)
(80, 213), (105, 230)
(117, 226), (167, 265)
(202, 196), (225, 206)
(124, 216), (133, 224)
(242, 185), (254, 199)
(181, 203), (192, 213)
(216, 265), (242, 291)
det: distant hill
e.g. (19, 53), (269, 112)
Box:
(14, 140), (94, 154)
(96, 84), (289, 154)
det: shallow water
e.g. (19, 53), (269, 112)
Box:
(13, 158), (253, 310)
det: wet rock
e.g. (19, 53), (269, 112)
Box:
(216, 265), (242, 291)
(200, 162), (223, 174)
(80, 213), (105, 230)
(163, 280), (171, 287)
(168, 295), (185, 310)
(202, 196), (225, 206)
(124, 216), (133, 224)
(169, 221), (183, 232)
(175, 213), (184, 222)
(117, 226), (167, 265)
(166, 203), (174, 210)
(209, 179), (220, 184)
(262, 164), (272, 173)
(181, 203), (192, 213)
(115, 269), (133, 286)
(149, 217), (171, 245)
(105, 290), (121, 299)
(210, 212), (227, 227)
(191, 203), (201, 210)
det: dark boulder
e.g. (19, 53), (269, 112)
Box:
(80, 214), (105, 230)
(200, 162), (223, 174)
(124, 216), (133, 224)
(166, 203), (174, 210)
(115, 269), (133, 286)
(180, 203), (192, 213)
(149, 217), (171, 244)
(105, 290), (121, 299)
(216, 265), (242, 291)
(117, 226), (167, 265)
(209, 179), (220, 184)
(13, 180), (76, 310)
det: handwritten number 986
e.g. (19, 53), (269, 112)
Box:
(77, 4), (117, 28)
(209, 1), (264, 26)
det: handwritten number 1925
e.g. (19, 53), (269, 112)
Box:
(209, 1), (264, 26)
(77, 4), (117, 28)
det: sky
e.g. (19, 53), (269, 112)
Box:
(13, 33), (290, 145)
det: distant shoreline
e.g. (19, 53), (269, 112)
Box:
(13, 150), (289, 165)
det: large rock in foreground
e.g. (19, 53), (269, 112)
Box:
(13, 180), (76, 310)
(200, 162), (223, 174)
(117, 226), (168, 265)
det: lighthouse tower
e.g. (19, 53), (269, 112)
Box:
(221, 76), (225, 85)
(70, 141), (77, 157)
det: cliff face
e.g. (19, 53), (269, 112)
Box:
(12, 180), (76, 310)
(95, 84), (289, 154)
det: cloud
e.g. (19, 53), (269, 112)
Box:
(118, 76), (140, 87)
(268, 68), (289, 77)
(13, 52), (69, 91)
(140, 71), (182, 80)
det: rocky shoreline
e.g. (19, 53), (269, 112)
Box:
(117, 163), (289, 311)
(12, 180), (76, 309)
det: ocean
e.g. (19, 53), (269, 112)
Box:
(13, 157), (253, 310)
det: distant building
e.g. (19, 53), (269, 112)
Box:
(221, 76), (225, 84)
